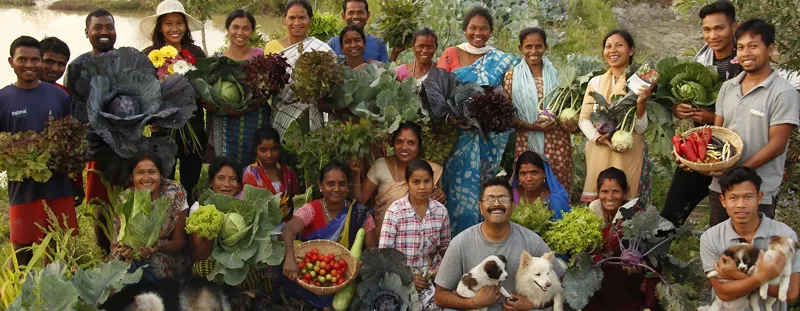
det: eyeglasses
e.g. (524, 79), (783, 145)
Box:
(482, 196), (511, 204)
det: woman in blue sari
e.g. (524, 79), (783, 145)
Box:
(280, 162), (377, 309)
(511, 151), (571, 220)
(436, 6), (517, 235)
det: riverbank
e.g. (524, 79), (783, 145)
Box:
(0, 0), (34, 6)
(18, 0), (341, 16)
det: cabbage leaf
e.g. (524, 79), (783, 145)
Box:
(115, 188), (171, 258)
(186, 56), (257, 116)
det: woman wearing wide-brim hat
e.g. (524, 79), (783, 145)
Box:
(140, 0), (208, 203)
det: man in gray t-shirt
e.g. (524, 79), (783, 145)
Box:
(704, 19), (800, 226)
(434, 178), (564, 311)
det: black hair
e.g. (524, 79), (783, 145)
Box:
(518, 27), (547, 46)
(225, 9), (257, 30)
(699, 0), (736, 24)
(405, 159), (434, 181)
(252, 127), (282, 152)
(514, 151), (546, 176)
(462, 6), (494, 32)
(9, 36), (40, 57)
(602, 29), (635, 65)
(284, 0), (314, 19)
(338, 24), (366, 48)
(319, 162), (351, 184)
(391, 121), (424, 157)
(719, 166), (762, 195)
(129, 151), (165, 178)
(342, 0), (369, 13)
(480, 177), (513, 199)
(412, 27), (438, 47)
(85, 8), (114, 28)
(151, 13), (196, 48)
(208, 157), (243, 186)
(735, 18), (775, 46)
(40, 37), (70, 59)
(596, 167), (629, 195)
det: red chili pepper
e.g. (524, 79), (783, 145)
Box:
(694, 133), (706, 160)
(681, 140), (699, 162)
(672, 135), (683, 156)
(702, 126), (712, 144)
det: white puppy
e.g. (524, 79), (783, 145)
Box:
(456, 255), (509, 311)
(515, 251), (563, 311)
(751, 236), (799, 311)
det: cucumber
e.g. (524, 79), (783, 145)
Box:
(332, 228), (366, 310)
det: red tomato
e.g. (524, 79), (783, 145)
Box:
(328, 253), (335, 259)
(315, 281), (321, 286)
(305, 252), (312, 258)
(337, 278), (344, 285)
(338, 259), (347, 266)
(304, 273), (312, 280)
(311, 248), (319, 255)
(333, 263), (341, 270)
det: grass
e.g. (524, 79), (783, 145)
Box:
(0, 0), (35, 6)
(550, 0), (617, 59)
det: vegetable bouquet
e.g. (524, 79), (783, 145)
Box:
(542, 54), (605, 132)
(542, 207), (604, 263)
(0, 116), (89, 182)
(509, 198), (554, 234)
(186, 56), (258, 116)
(654, 57), (723, 108)
(375, 0), (424, 48)
(244, 53), (291, 102)
(0, 130), (52, 182)
(291, 49), (343, 105)
(590, 92), (640, 152)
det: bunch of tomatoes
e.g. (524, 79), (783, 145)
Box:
(297, 248), (349, 287)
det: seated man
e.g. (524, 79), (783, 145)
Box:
(434, 177), (564, 310)
(700, 166), (800, 310)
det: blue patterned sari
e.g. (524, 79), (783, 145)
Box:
(443, 49), (517, 235)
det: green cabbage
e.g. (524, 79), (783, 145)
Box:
(216, 79), (243, 103)
(186, 56), (256, 116)
(115, 189), (171, 258)
(655, 59), (722, 108)
(221, 212), (250, 247)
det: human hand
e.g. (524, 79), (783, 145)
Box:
(673, 103), (695, 119)
(636, 83), (656, 105)
(448, 115), (472, 130)
(412, 274), (429, 291)
(676, 157), (694, 172)
(111, 242), (133, 262)
(756, 250), (787, 282)
(472, 285), (502, 308)
(348, 159), (361, 175)
(283, 257), (300, 280)
(714, 255), (744, 280)
(532, 117), (557, 131)
(502, 294), (536, 311)
(430, 188), (447, 204)
(595, 134), (615, 150)
(691, 108), (716, 124)
(561, 120), (579, 133)
(139, 244), (159, 260)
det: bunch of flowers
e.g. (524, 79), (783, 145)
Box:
(148, 46), (197, 79)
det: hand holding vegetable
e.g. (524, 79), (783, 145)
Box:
(691, 108), (716, 125)
(672, 103), (695, 119)
(595, 134), (615, 150)
(412, 274), (428, 291)
(531, 117), (557, 131)
(111, 242), (133, 262)
(139, 244), (159, 259)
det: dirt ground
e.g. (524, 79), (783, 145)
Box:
(613, 1), (705, 60)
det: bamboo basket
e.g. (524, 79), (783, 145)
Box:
(674, 126), (743, 173)
(292, 240), (358, 295)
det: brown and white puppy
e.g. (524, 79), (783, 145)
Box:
(753, 236), (800, 311)
(701, 243), (759, 311)
(456, 255), (509, 311)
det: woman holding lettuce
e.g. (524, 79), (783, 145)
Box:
(280, 162), (378, 309)
(139, 0), (207, 201)
(110, 152), (190, 281)
(264, 0), (336, 138)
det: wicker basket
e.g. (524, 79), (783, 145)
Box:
(674, 126), (743, 173)
(292, 240), (358, 295)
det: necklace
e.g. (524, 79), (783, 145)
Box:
(523, 186), (546, 203)
(321, 199), (332, 222)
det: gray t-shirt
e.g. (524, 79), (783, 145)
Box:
(700, 214), (800, 311)
(710, 70), (800, 203)
(434, 222), (564, 311)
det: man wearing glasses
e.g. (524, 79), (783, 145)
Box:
(432, 177), (565, 311)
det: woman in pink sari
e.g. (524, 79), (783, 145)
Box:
(242, 127), (299, 221)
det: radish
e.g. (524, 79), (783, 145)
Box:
(611, 107), (636, 153)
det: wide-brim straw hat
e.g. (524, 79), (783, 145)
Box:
(139, 0), (204, 40)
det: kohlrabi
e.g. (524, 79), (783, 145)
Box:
(610, 107), (636, 153)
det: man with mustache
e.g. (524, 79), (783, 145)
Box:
(327, 0), (398, 63)
(1, 36), (77, 266)
(39, 37), (70, 93)
(433, 178), (564, 311)
(661, 0), (742, 227)
(704, 19), (799, 226)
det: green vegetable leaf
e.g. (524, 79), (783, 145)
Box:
(562, 253), (603, 310)
(620, 205), (675, 242)
(72, 260), (143, 306)
(543, 207), (604, 263)
(116, 189), (171, 257)
(656, 283), (697, 311)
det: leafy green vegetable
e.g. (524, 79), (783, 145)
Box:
(291, 49), (343, 105)
(44, 116), (90, 179)
(186, 56), (257, 115)
(0, 131), (52, 182)
(185, 204), (224, 240)
(656, 283), (697, 311)
(420, 122), (457, 165)
(545, 54), (605, 129)
(654, 58), (722, 108)
(510, 199), (554, 234)
(562, 253), (603, 310)
(116, 189), (171, 258)
(201, 185), (284, 286)
(353, 248), (420, 311)
(309, 12), (343, 43)
(375, 0), (424, 48)
(542, 207), (603, 262)
(244, 53), (291, 102)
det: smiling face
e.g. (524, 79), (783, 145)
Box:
(284, 3), (310, 38)
(211, 165), (240, 196)
(721, 181), (763, 225)
(342, 30), (365, 59)
(9, 47), (42, 84)
(701, 12), (736, 54)
(736, 32), (773, 73)
(86, 15), (116, 53)
(597, 178), (625, 214)
(519, 33), (547, 68)
(131, 159), (162, 195)
(480, 185), (513, 225)
(407, 169), (433, 203)
(255, 139), (280, 166)
(41, 51), (68, 83)
(412, 34), (436, 65)
(320, 169), (349, 205)
(603, 34), (633, 69)
(517, 163), (545, 193)
(392, 128), (420, 163)
(465, 15), (491, 48)
(227, 17), (253, 48)
(160, 13), (187, 47)
(342, 1), (369, 27)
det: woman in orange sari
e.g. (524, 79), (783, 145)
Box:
(242, 127), (299, 221)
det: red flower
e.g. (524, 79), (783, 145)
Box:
(181, 49), (197, 65)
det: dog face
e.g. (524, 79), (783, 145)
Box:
(518, 251), (555, 292)
(460, 255), (509, 292)
(722, 243), (759, 274)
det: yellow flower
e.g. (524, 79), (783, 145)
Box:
(148, 49), (166, 68)
(160, 45), (178, 58)
(168, 64), (175, 74)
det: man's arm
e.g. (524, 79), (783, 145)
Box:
(740, 123), (795, 169)
(434, 285), (478, 309)
(710, 253), (787, 301)
(714, 115), (724, 127)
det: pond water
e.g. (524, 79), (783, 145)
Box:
(0, 5), (280, 85)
